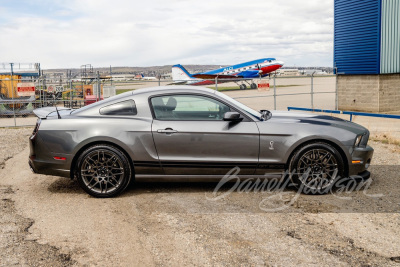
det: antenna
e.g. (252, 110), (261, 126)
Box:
(55, 106), (61, 119)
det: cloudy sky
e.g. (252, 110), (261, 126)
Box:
(0, 0), (333, 69)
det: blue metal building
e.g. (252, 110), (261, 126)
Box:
(334, 0), (400, 74)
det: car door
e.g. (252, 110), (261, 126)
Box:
(150, 94), (260, 175)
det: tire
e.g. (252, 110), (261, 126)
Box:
(76, 144), (132, 198)
(288, 142), (344, 195)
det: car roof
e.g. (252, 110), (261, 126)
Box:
(131, 85), (217, 95)
(108, 85), (217, 99)
(72, 86), (218, 115)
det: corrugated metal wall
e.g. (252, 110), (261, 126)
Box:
(334, 0), (381, 74)
(380, 0), (400, 74)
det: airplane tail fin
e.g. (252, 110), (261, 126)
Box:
(172, 64), (195, 81)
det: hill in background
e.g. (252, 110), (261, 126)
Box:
(44, 65), (334, 78)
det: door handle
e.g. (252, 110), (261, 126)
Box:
(157, 128), (178, 134)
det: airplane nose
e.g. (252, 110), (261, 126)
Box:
(275, 61), (284, 66)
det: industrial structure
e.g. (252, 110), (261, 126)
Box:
(334, 0), (400, 112)
(0, 63), (40, 115)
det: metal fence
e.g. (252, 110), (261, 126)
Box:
(227, 74), (337, 112)
(0, 74), (337, 127)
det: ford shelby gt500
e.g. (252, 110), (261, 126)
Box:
(29, 86), (373, 197)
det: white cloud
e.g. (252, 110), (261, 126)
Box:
(0, 0), (333, 68)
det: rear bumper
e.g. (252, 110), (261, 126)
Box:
(29, 134), (72, 179)
(29, 156), (71, 178)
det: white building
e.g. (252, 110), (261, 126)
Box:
(277, 69), (299, 76)
(111, 74), (136, 81)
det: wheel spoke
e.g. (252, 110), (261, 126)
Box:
(315, 150), (321, 161)
(110, 176), (120, 186)
(305, 177), (317, 187)
(87, 176), (95, 185)
(107, 179), (117, 187)
(89, 180), (100, 189)
(105, 155), (116, 164)
(321, 153), (332, 163)
(85, 158), (95, 167)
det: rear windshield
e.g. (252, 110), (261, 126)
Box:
(99, 100), (137, 116)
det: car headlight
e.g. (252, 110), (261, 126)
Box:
(354, 135), (363, 147)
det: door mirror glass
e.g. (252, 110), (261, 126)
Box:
(223, 112), (243, 122)
(260, 109), (272, 121)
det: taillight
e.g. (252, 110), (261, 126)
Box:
(30, 119), (41, 140)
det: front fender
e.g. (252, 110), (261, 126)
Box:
(283, 135), (352, 168)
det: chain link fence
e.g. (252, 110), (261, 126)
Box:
(0, 74), (337, 127)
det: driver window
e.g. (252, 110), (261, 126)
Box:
(151, 95), (231, 120)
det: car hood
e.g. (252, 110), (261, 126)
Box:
(268, 111), (367, 132)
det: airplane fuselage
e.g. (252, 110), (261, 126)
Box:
(205, 58), (283, 78)
(172, 58), (284, 86)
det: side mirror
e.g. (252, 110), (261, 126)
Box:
(223, 112), (243, 122)
(260, 109), (272, 121)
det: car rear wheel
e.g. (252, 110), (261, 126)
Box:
(76, 144), (132, 198)
(289, 142), (344, 194)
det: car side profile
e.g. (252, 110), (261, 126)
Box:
(29, 86), (373, 197)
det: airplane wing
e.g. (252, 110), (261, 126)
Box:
(192, 74), (243, 79)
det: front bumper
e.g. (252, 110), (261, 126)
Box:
(348, 145), (374, 176)
(354, 170), (371, 180)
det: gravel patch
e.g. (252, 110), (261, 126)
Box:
(0, 127), (33, 169)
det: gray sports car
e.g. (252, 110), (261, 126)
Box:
(29, 86), (373, 197)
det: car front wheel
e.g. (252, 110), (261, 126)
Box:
(76, 144), (132, 198)
(289, 142), (344, 194)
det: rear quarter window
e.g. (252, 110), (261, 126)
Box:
(99, 100), (137, 116)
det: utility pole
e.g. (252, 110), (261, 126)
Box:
(110, 65), (112, 85)
(10, 63), (16, 127)
(335, 65), (338, 110)
(97, 71), (100, 102)
(311, 71), (316, 110)
(273, 72), (277, 110)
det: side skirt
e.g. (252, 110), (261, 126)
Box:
(135, 173), (285, 182)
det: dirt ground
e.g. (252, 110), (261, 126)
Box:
(0, 126), (399, 266)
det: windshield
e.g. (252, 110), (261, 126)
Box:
(215, 91), (262, 120)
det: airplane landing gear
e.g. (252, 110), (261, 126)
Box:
(239, 84), (247, 90)
(250, 83), (257, 89)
